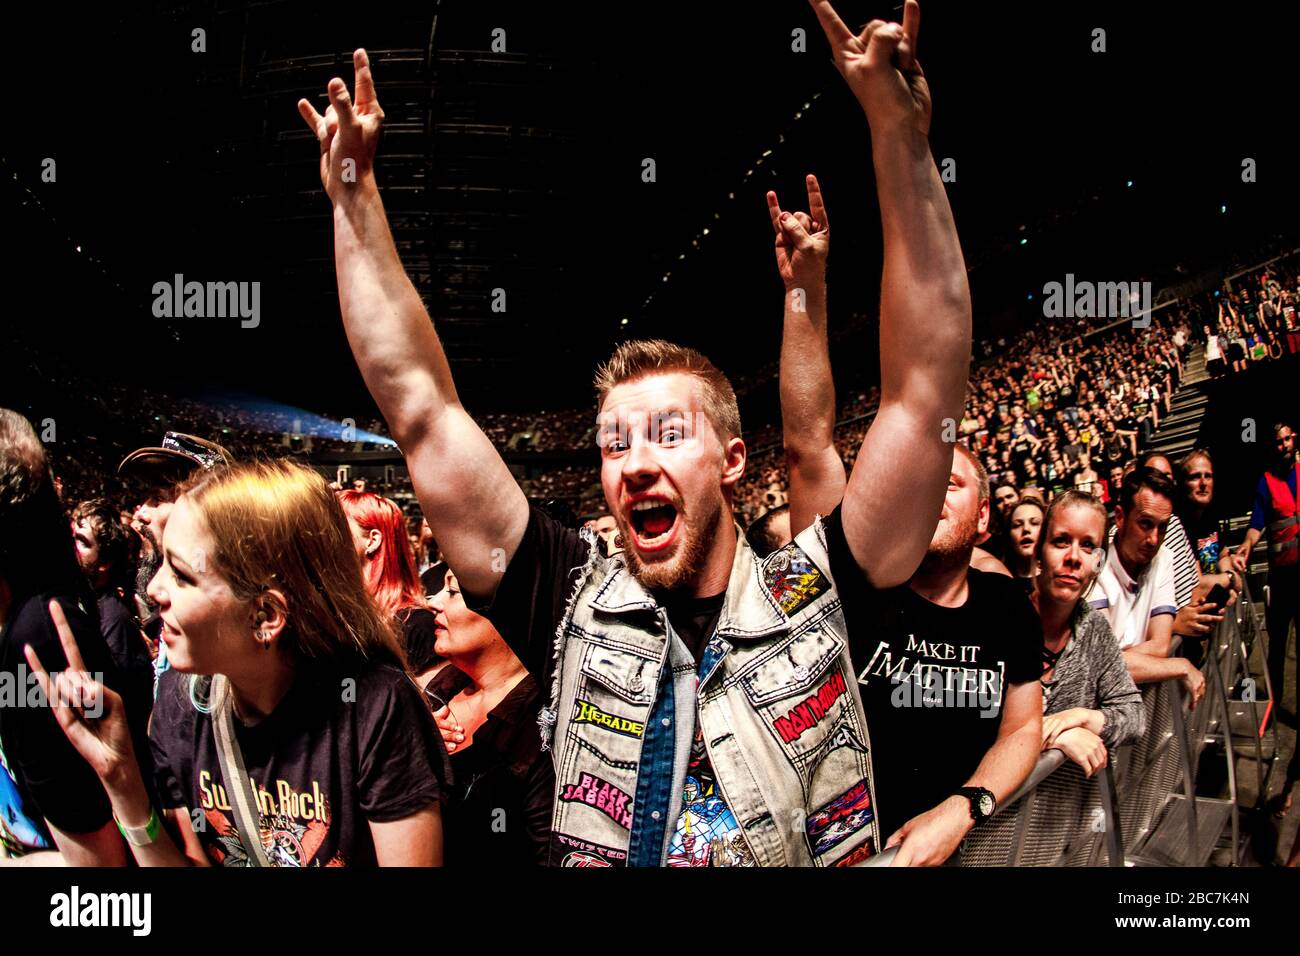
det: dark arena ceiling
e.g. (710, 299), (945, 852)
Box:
(5, 1), (1297, 419)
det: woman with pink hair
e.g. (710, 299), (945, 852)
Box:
(337, 490), (444, 686)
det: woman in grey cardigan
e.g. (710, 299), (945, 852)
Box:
(1031, 491), (1145, 776)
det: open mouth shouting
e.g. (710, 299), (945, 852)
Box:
(625, 494), (681, 553)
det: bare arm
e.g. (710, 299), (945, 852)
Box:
(371, 805), (442, 866)
(299, 50), (528, 597)
(23, 609), (195, 867)
(963, 680), (1043, 808)
(767, 175), (846, 535)
(890, 680), (1041, 866)
(1230, 527), (1262, 572)
(1126, 612), (1173, 660)
(1124, 614), (1206, 706)
(810, 0), (972, 588)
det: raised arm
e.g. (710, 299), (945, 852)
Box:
(298, 51), (527, 597)
(767, 175), (846, 535)
(809, 0), (972, 588)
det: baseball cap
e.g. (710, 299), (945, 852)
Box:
(117, 431), (232, 488)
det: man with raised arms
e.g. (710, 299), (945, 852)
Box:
(300, 0), (970, 866)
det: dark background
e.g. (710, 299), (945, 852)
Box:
(4, 0), (1297, 426)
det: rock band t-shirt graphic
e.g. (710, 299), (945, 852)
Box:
(150, 665), (444, 867)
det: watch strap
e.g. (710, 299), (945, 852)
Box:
(956, 786), (996, 824)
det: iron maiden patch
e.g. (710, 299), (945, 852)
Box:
(772, 670), (848, 743)
(762, 543), (830, 617)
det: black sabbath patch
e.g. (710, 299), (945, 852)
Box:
(558, 772), (633, 829)
(762, 542), (830, 617)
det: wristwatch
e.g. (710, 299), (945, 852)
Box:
(955, 786), (997, 826)
(114, 807), (162, 847)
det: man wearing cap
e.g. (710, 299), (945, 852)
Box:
(117, 432), (231, 695)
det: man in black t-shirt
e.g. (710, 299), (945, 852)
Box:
(833, 445), (1041, 860)
(314, 5), (973, 866)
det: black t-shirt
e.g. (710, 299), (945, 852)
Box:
(0, 590), (152, 855)
(149, 661), (445, 867)
(470, 507), (743, 867)
(397, 606), (442, 675)
(821, 509), (1042, 835)
(1181, 508), (1225, 575)
(97, 589), (154, 715)
(467, 507), (591, 688)
(426, 667), (554, 867)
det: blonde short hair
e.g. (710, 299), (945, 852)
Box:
(593, 339), (741, 442)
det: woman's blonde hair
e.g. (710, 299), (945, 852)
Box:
(180, 459), (407, 672)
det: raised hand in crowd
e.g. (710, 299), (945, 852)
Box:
(810, 0), (930, 134)
(807, 0), (972, 593)
(26, 601), (196, 867)
(769, 174), (844, 537)
(298, 49), (385, 205)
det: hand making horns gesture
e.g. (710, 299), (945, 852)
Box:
(297, 49), (386, 203)
(25, 601), (136, 784)
(766, 174), (830, 290)
(808, 0), (931, 135)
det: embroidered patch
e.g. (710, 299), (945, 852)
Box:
(549, 831), (628, 867)
(833, 838), (877, 868)
(824, 723), (869, 757)
(806, 779), (874, 856)
(573, 698), (645, 738)
(762, 543), (830, 616)
(772, 671), (847, 743)
(559, 772), (633, 829)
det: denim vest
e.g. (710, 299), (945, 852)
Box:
(541, 516), (879, 867)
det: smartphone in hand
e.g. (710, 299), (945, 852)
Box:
(1204, 583), (1231, 612)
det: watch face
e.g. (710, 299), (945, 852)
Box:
(978, 794), (995, 817)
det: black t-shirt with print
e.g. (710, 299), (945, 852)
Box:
(1181, 508), (1225, 575)
(150, 661), (445, 867)
(821, 508), (1042, 835)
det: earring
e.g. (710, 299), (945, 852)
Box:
(258, 629), (270, 649)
